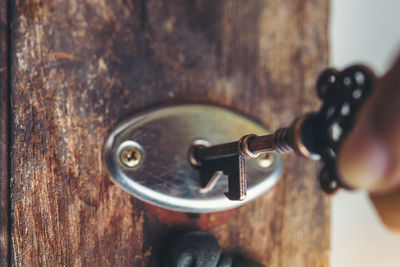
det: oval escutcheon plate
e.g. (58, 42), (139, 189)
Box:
(103, 105), (282, 213)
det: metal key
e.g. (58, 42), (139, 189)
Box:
(189, 65), (376, 200)
(189, 118), (309, 200)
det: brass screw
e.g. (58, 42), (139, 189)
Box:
(120, 146), (142, 168)
(257, 153), (274, 168)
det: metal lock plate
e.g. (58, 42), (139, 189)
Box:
(104, 105), (282, 213)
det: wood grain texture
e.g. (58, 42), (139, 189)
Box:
(0, 0), (9, 265)
(9, 0), (330, 266)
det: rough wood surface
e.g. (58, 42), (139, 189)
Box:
(0, 0), (9, 265)
(9, 0), (330, 266)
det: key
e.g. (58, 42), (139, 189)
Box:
(189, 65), (376, 200)
(190, 124), (305, 200)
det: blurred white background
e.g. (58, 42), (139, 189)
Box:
(330, 0), (400, 267)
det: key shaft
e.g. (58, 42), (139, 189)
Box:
(193, 134), (278, 162)
(193, 114), (313, 164)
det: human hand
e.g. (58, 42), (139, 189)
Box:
(338, 54), (400, 231)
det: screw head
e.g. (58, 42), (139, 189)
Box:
(257, 153), (274, 168)
(120, 146), (142, 168)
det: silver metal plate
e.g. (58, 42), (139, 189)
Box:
(104, 105), (282, 213)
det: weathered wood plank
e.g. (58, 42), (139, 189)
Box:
(10, 0), (330, 266)
(0, 0), (9, 265)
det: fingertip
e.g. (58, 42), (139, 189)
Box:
(338, 127), (389, 191)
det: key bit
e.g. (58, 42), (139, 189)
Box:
(189, 65), (376, 200)
(199, 156), (247, 200)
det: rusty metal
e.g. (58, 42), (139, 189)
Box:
(196, 155), (247, 201)
(190, 124), (303, 201)
(192, 65), (376, 195)
(190, 119), (311, 200)
(193, 116), (317, 164)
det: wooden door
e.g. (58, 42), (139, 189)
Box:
(1, 0), (330, 266)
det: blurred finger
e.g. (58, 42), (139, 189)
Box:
(338, 55), (400, 194)
(370, 190), (400, 232)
